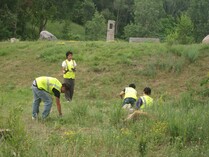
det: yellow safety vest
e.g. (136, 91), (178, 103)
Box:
(140, 95), (153, 109)
(36, 76), (62, 95)
(124, 87), (137, 100)
(63, 59), (76, 79)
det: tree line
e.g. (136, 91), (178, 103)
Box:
(0, 0), (209, 43)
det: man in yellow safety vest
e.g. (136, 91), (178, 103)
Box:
(31, 76), (68, 120)
(62, 51), (77, 101)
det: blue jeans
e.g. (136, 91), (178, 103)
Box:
(32, 86), (52, 119)
(122, 98), (136, 107)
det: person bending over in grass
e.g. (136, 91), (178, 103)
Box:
(119, 83), (137, 109)
(31, 76), (68, 120)
(126, 87), (153, 121)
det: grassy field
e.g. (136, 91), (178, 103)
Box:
(0, 41), (209, 157)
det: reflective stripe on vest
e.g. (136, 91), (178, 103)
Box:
(63, 59), (75, 79)
(36, 76), (62, 94)
(140, 95), (153, 109)
(124, 87), (137, 100)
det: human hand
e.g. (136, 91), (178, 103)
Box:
(71, 68), (76, 72)
(64, 70), (69, 74)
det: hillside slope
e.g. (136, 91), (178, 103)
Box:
(0, 41), (208, 100)
(0, 41), (209, 157)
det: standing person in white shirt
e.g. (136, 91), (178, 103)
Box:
(62, 51), (77, 101)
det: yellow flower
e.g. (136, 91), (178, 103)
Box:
(151, 122), (168, 135)
(64, 130), (76, 137)
(121, 128), (131, 135)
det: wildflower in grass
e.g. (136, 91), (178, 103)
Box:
(63, 130), (77, 142)
(121, 128), (131, 136)
(151, 121), (168, 136)
(64, 130), (76, 136)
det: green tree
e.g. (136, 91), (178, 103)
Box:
(0, 5), (15, 40)
(176, 14), (194, 44)
(166, 14), (194, 44)
(85, 11), (106, 40)
(124, 0), (164, 38)
(188, 0), (209, 42)
(163, 0), (190, 18)
(61, 21), (70, 40)
(101, 8), (115, 21)
(92, 0), (113, 12)
(113, 0), (134, 37)
(123, 23), (142, 39)
(71, 0), (95, 25)
(92, 0), (134, 38)
(30, 0), (57, 34)
(81, 0), (96, 24)
(158, 15), (176, 41)
(53, 0), (77, 21)
(0, 0), (25, 40)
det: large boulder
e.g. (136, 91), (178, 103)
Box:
(39, 30), (57, 41)
(10, 38), (19, 43)
(202, 35), (209, 44)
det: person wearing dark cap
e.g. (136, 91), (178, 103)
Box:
(119, 83), (137, 107)
(62, 51), (77, 102)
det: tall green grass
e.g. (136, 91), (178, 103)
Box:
(0, 41), (209, 156)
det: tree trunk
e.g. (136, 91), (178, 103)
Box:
(39, 18), (48, 33)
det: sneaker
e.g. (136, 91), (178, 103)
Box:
(67, 99), (72, 102)
(32, 116), (36, 120)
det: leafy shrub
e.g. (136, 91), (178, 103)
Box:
(124, 23), (142, 40)
(166, 14), (194, 45)
(85, 11), (106, 41)
(182, 47), (199, 63)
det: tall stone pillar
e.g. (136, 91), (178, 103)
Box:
(106, 20), (115, 41)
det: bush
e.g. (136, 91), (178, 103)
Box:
(85, 11), (106, 41)
(166, 14), (194, 44)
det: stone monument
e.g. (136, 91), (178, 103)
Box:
(106, 20), (115, 41)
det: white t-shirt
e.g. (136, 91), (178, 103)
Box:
(62, 60), (77, 68)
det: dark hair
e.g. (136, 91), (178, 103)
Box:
(66, 51), (73, 58)
(144, 87), (151, 95)
(62, 83), (70, 90)
(129, 83), (136, 89)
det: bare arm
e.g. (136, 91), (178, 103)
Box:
(62, 67), (66, 74)
(62, 61), (68, 74)
(119, 91), (125, 99)
(55, 97), (62, 116)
